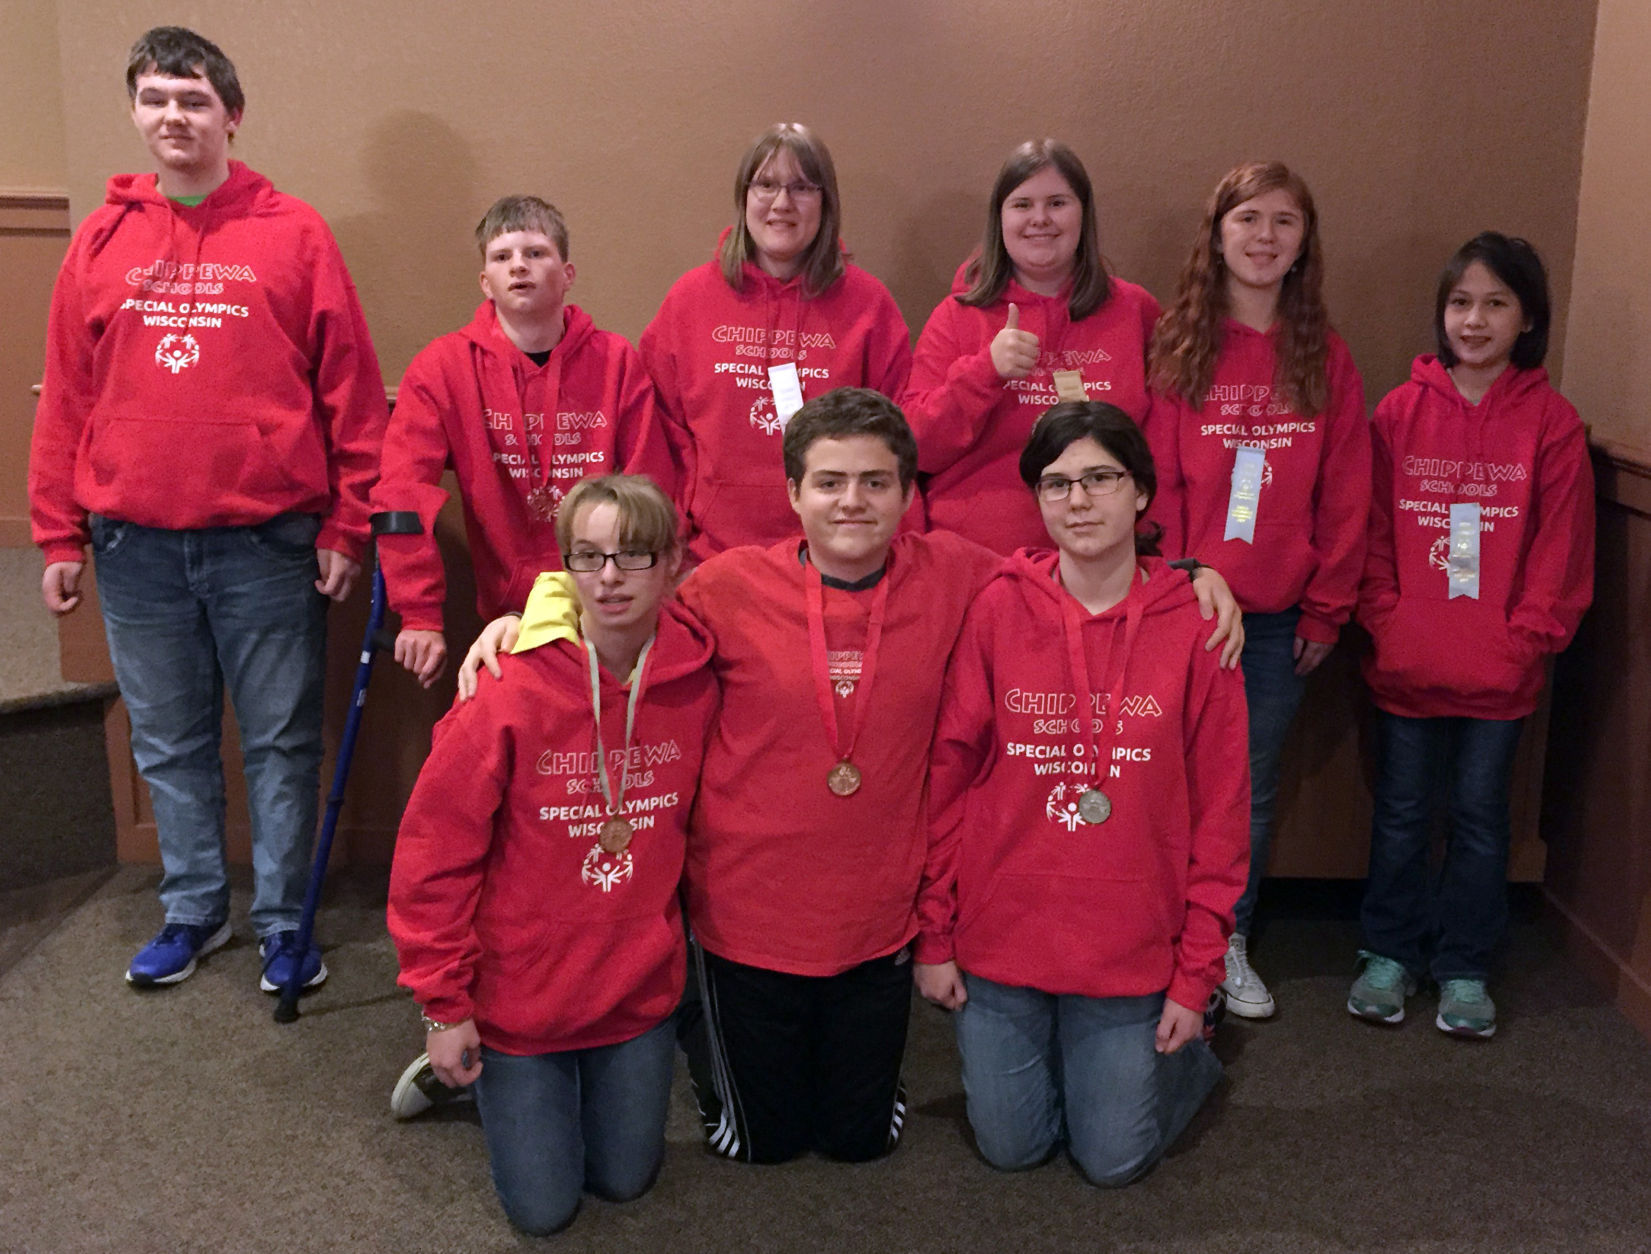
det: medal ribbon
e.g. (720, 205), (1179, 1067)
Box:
(511, 343), (565, 509)
(1061, 573), (1144, 795)
(804, 558), (890, 771)
(586, 635), (655, 821)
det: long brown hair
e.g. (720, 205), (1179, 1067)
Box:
(1148, 161), (1329, 415)
(958, 139), (1111, 321)
(718, 122), (846, 298)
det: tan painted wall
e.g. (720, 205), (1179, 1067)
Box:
(0, 0), (68, 545)
(1562, 0), (1651, 450)
(0, 0), (66, 190)
(50, 1), (1596, 401)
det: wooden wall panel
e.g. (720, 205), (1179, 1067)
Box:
(0, 194), (68, 548)
(1542, 440), (1651, 1041)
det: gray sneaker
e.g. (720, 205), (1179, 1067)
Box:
(1436, 979), (1497, 1039)
(390, 1052), (472, 1120)
(1347, 952), (1417, 1024)
(1219, 934), (1276, 1019)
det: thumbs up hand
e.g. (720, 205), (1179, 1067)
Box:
(989, 302), (1040, 381)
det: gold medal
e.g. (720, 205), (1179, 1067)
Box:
(599, 817), (633, 854)
(1078, 788), (1112, 825)
(827, 761), (862, 797)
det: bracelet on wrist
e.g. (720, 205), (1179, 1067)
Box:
(421, 1012), (464, 1034)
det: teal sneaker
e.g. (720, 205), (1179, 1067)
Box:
(1436, 979), (1497, 1039)
(1347, 952), (1417, 1024)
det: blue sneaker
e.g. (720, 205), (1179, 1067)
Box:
(258, 930), (328, 994)
(126, 920), (232, 987)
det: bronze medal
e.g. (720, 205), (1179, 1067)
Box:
(598, 817), (633, 854)
(1078, 788), (1112, 825)
(827, 761), (862, 797)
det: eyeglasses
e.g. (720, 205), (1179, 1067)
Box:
(1035, 469), (1133, 502)
(563, 549), (660, 573)
(749, 178), (822, 203)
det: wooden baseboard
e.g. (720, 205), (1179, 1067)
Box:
(1542, 887), (1651, 1043)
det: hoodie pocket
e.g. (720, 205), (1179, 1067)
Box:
(1370, 598), (1529, 703)
(691, 481), (791, 551)
(87, 412), (316, 507)
(959, 871), (1171, 992)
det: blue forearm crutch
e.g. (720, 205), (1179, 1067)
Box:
(275, 510), (422, 1024)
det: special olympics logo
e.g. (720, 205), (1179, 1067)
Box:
(748, 396), (783, 436)
(155, 333), (200, 374)
(1260, 459), (1274, 488)
(581, 845), (633, 892)
(1428, 535), (1450, 571)
(1044, 781), (1085, 833)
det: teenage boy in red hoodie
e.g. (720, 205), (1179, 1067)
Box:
(678, 391), (1246, 1164)
(371, 196), (673, 688)
(28, 27), (387, 994)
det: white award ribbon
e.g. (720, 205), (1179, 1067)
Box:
(1223, 444), (1266, 543)
(1447, 503), (1481, 600)
(768, 362), (805, 428)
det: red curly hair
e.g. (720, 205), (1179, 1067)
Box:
(1148, 162), (1329, 416)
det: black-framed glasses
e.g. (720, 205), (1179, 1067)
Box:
(563, 549), (661, 573)
(1035, 469), (1133, 502)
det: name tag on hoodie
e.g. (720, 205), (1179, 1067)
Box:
(1052, 369), (1088, 403)
(769, 362), (806, 428)
(1223, 445), (1265, 543)
(1447, 503), (1481, 599)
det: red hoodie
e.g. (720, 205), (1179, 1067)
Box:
(1148, 324), (1369, 642)
(677, 530), (1003, 976)
(1358, 356), (1594, 720)
(903, 269), (1159, 554)
(639, 233), (913, 561)
(387, 600), (718, 1054)
(915, 552), (1249, 1011)
(29, 162), (387, 564)
(370, 302), (674, 630)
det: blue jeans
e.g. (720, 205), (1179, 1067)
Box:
(472, 1017), (676, 1236)
(1362, 712), (1525, 982)
(954, 974), (1222, 1187)
(1234, 608), (1308, 935)
(91, 514), (326, 937)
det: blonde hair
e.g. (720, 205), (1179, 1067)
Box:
(554, 475), (680, 556)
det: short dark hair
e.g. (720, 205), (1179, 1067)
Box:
(782, 387), (918, 488)
(475, 195), (570, 261)
(126, 27), (243, 117)
(1019, 401), (1160, 555)
(1434, 232), (1550, 370)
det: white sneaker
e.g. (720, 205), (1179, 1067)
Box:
(1219, 935), (1276, 1019)
(390, 1052), (472, 1120)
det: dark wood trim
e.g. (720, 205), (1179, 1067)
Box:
(0, 193), (70, 234)
(1592, 436), (1651, 520)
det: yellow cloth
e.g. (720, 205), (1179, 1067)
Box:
(510, 571), (583, 653)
